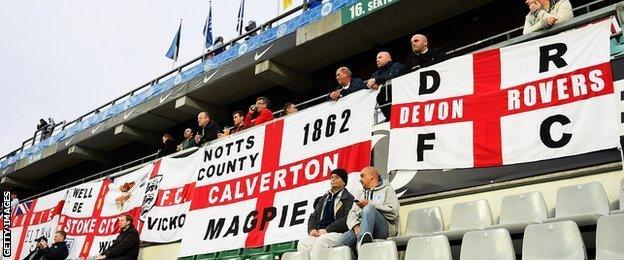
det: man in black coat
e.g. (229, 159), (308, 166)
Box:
(404, 34), (446, 73)
(97, 214), (140, 260)
(194, 111), (221, 146)
(22, 236), (46, 260)
(366, 51), (405, 120)
(40, 231), (69, 260)
(298, 169), (355, 260)
(329, 67), (366, 101)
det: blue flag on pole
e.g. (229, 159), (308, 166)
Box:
(203, 1), (213, 49)
(236, 0), (245, 35)
(166, 22), (181, 61)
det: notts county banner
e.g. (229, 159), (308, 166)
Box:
(178, 90), (378, 256)
(388, 20), (619, 170)
(5, 190), (65, 260)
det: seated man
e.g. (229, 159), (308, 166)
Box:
(244, 97), (275, 128)
(23, 236), (47, 260)
(404, 34), (446, 73)
(178, 128), (196, 151)
(337, 166), (400, 252)
(41, 231), (69, 260)
(366, 51), (404, 120)
(97, 213), (140, 260)
(329, 67), (366, 101)
(298, 169), (355, 260)
(523, 0), (573, 35)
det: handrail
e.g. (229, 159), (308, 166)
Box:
(0, 3), (308, 163)
(2, 0), (618, 170)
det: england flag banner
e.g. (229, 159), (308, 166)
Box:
(5, 190), (66, 260)
(58, 164), (151, 259)
(178, 90), (378, 256)
(140, 153), (200, 243)
(388, 20), (619, 170)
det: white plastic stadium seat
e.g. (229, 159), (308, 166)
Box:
(439, 199), (493, 240)
(487, 191), (548, 233)
(390, 207), (444, 246)
(460, 228), (515, 260)
(613, 178), (624, 214)
(358, 240), (398, 260)
(545, 182), (610, 225)
(522, 220), (586, 260)
(404, 235), (452, 260)
(318, 246), (354, 260)
(282, 251), (310, 260)
(596, 214), (624, 260)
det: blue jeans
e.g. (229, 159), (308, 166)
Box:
(337, 205), (389, 250)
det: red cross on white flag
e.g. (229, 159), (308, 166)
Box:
(388, 20), (619, 171)
(178, 90), (378, 257)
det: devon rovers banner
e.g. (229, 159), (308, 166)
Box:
(178, 90), (378, 256)
(140, 153), (200, 243)
(58, 164), (151, 259)
(5, 190), (66, 260)
(388, 20), (618, 170)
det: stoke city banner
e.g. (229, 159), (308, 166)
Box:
(178, 89), (378, 256)
(388, 20), (619, 170)
(5, 190), (66, 260)
(58, 164), (152, 259)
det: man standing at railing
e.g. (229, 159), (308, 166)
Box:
(523, 0), (573, 35)
(329, 67), (365, 101)
(366, 51), (404, 121)
(36, 118), (49, 141)
(43, 117), (55, 140)
(195, 111), (221, 146)
(404, 34), (446, 73)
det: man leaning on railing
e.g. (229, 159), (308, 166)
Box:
(523, 0), (573, 35)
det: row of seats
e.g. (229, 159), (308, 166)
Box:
(393, 180), (623, 244)
(179, 241), (297, 260)
(282, 214), (624, 260)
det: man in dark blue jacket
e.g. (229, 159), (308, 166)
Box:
(329, 67), (366, 101)
(298, 169), (355, 260)
(366, 52), (404, 120)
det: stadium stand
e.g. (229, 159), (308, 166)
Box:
(3, 0), (624, 259)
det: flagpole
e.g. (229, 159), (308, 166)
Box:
(203, 0), (212, 59)
(173, 19), (182, 70)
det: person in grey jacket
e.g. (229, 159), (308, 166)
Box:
(523, 0), (573, 34)
(298, 169), (355, 260)
(336, 166), (400, 252)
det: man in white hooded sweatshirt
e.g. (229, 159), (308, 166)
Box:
(336, 166), (400, 253)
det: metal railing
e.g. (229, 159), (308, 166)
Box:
(0, 2), (311, 165)
(19, 1), (624, 201)
(1, 0), (619, 169)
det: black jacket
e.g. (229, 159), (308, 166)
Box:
(102, 225), (140, 260)
(307, 188), (355, 234)
(198, 120), (221, 145)
(42, 241), (69, 260)
(372, 62), (405, 85)
(404, 48), (446, 73)
(23, 248), (44, 260)
(159, 138), (178, 157)
(329, 78), (366, 101)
